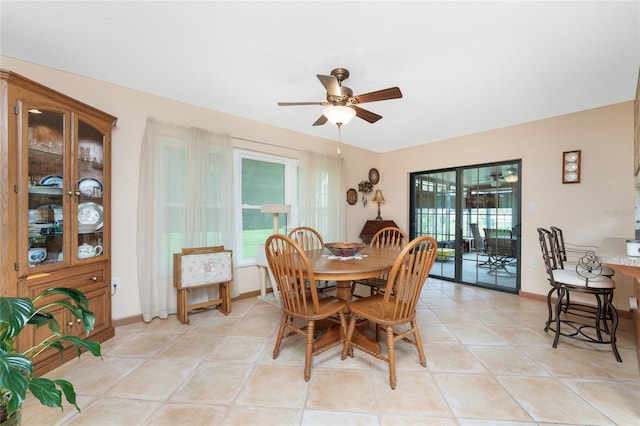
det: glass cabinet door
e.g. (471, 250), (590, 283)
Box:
(21, 108), (108, 274)
(26, 108), (66, 270)
(75, 118), (105, 261)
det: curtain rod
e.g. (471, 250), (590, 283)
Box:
(231, 135), (300, 152)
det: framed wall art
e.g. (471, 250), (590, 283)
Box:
(562, 150), (581, 184)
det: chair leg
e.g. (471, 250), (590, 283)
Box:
(411, 319), (427, 367)
(606, 295), (622, 362)
(337, 309), (353, 358)
(341, 313), (358, 360)
(552, 287), (566, 349)
(273, 313), (288, 359)
(386, 325), (397, 390)
(563, 291), (571, 313)
(304, 320), (315, 381)
(593, 293), (604, 342)
(544, 287), (556, 332)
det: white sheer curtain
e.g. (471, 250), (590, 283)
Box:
(137, 118), (234, 322)
(298, 151), (345, 241)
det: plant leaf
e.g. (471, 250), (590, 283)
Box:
(0, 353), (31, 415)
(0, 298), (33, 340)
(60, 336), (102, 358)
(28, 312), (54, 327)
(37, 300), (96, 336)
(28, 377), (62, 409)
(53, 379), (79, 412)
(36, 288), (89, 310)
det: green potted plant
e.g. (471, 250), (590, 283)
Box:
(0, 287), (102, 425)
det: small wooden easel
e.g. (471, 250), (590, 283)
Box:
(173, 246), (232, 324)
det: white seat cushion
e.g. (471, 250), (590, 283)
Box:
(552, 269), (615, 289)
(562, 260), (615, 277)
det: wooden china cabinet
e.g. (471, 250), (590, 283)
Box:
(0, 70), (117, 375)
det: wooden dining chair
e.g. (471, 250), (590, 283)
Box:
(288, 226), (336, 292)
(351, 226), (408, 298)
(265, 234), (348, 381)
(288, 226), (324, 250)
(341, 235), (438, 389)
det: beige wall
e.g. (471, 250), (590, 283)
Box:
(1, 56), (380, 320)
(2, 55), (635, 319)
(381, 102), (636, 309)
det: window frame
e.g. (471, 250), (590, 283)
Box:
(233, 149), (298, 266)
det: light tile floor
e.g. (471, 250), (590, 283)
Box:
(22, 279), (640, 425)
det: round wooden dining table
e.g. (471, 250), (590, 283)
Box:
(303, 245), (400, 354)
(304, 245), (399, 300)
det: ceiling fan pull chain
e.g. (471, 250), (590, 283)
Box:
(337, 123), (342, 156)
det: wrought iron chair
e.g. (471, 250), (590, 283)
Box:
(341, 235), (438, 389)
(537, 228), (621, 362)
(265, 234), (349, 381)
(483, 228), (517, 276)
(469, 223), (490, 267)
(351, 226), (407, 298)
(550, 226), (615, 277)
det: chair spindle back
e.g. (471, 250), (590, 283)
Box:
(380, 235), (437, 321)
(265, 234), (320, 315)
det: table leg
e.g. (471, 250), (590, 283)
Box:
(258, 265), (267, 298)
(336, 280), (353, 301)
(313, 280), (382, 355)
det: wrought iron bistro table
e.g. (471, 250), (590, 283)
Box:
(303, 246), (399, 355)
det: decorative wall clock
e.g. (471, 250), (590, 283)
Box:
(346, 188), (358, 205)
(368, 168), (380, 185)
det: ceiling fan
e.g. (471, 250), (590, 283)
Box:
(487, 168), (518, 187)
(489, 171), (505, 187)
(277, 67), (402, 126)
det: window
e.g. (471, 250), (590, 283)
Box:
(162, 144), (228, 260)
(233, 150), (298, 265)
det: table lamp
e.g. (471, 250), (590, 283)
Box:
(373, 190), (385, 221)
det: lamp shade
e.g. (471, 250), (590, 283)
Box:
(323, 105), (356, 125)
(372, 190), (385, 203)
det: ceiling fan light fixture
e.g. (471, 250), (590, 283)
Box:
(504, 166), (518, 183)
(323, 105), (356, 126)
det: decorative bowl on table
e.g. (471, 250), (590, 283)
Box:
(324, 242), (366, 257)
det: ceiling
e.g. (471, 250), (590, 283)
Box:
(1, 1), (639, 153)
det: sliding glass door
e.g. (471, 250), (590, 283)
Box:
(409, 161), (521, 293)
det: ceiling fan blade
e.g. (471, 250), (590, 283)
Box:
(353, 87), (403, 104)
(312, 115), (328, 126)
(353, 106), (382, 123)
(317, 74), (341, 97)
(278, 101), (327, 106)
